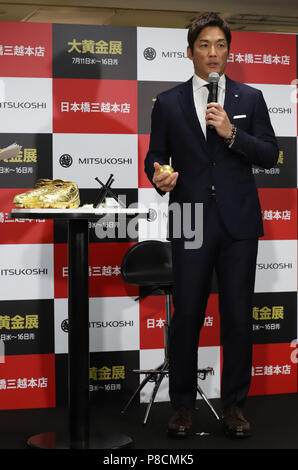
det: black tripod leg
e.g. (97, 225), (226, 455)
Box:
(121, 363), (165, 414)
(197, 383), (220, 420)
(143, 360), (168, 425)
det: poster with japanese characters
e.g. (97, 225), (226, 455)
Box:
(0, 21), (297, 409)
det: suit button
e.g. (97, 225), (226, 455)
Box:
(211, 161), (216, 166)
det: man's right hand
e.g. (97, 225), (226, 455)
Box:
(152, 162), (179, 192)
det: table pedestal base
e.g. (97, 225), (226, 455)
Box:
(27, 431), (133, 449)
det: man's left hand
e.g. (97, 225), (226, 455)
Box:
(206, 102), (232, 139)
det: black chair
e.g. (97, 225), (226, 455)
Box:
(121, 240), (220, 424)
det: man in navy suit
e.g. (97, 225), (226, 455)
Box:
(145, 12), (278, 438)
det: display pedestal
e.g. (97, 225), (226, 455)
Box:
(10, 206), (149, 450)
(27, 431), (132, 449)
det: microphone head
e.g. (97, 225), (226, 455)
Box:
(208, 72), (219, 83)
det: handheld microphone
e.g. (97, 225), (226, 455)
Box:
(208, 72), (219, 103)
(207, 72), (219, 130)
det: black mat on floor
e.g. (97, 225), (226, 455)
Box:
(0, 394), (297, 462)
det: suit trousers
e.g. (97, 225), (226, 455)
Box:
(168, 195), (258, 410)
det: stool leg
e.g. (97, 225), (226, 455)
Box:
(141, 294), (171, 423)
(164, 293), (172, 360)
(122, 292), (172, 423)
(143, 360), (169, 425)
(196, 383), (220, 421)
(121, 363), (165, 414)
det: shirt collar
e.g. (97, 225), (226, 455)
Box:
(192, 73), (226, 92)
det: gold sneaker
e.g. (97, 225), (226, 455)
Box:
(13, 179), (80, 209)
(38, 180), (80, 208)
(13, 179), (57, 208)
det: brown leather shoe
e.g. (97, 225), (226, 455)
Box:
(223, 406), (251, 438)
(167, 408), (192, 437)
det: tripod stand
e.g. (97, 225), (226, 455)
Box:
(122, 287), (220, 424)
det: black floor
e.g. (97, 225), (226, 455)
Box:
(0, 394), (297, 462)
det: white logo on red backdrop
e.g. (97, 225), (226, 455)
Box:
(0, 22), (52, 78)
(53, 78), (137, 134)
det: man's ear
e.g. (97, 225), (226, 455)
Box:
(187, 46), (193, 61)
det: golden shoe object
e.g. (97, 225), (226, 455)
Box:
(13, 179), (80, 209)
(13, 179), (55, 208)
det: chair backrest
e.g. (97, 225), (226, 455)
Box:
(121, 240), (173, 287)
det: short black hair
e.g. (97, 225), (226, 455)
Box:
(187, 12), (231, 53)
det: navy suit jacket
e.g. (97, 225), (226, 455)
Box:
(145, 75), (279, 240)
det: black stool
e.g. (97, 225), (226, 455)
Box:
(121, 240), (220, 424)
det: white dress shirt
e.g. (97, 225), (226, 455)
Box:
(192, 73), (226, 139)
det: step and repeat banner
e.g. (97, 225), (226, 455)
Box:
(0, 21), (297, 410)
